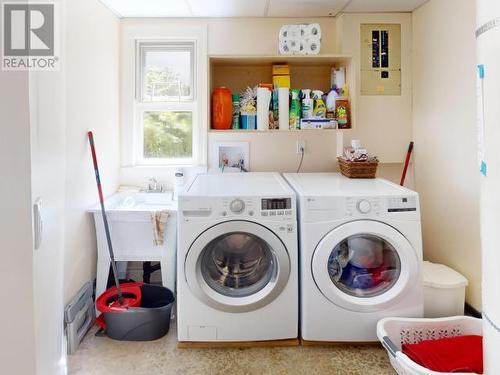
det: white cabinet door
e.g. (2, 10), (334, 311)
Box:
(29, 69), (66, 375)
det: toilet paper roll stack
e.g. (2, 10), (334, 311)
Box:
(278, 23), (321, 55)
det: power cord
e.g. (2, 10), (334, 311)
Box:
(296, 147), (305, 173)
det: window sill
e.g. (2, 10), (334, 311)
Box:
(120, 164), (208, 190)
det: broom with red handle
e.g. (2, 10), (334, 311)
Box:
(400, 141), (414, 186)
(88, 131), (124, 305)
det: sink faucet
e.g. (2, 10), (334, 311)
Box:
(146, 177), (164, 193)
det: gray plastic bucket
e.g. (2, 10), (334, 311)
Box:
(103, 284), (175, 341)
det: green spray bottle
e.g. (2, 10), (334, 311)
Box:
(289, 89), (301, 130)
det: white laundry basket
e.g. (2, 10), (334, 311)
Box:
(377, 316), (482, 375)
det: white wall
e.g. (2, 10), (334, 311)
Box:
(64, 0), (121, 304)
(0, 70), (37, 375)
(120, 16), (413, 187)
(413, 0), (481, 309)
(337, 13), (413, 163)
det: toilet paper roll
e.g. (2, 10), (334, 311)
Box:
(279, 25), (290, 39)
(298, 40), (307, 55)
(278, 88), (289, 131)
(257, 88), (272, 131)
(299, 24), (307, 38)
(288, 38), (301, 53)
(306, 23), (322, 39)
(304, 38), (321, 55)
(287, 24), (301, 39)
(278, 39), (291, 55)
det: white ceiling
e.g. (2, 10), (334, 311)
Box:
(100, 0), (429, 18)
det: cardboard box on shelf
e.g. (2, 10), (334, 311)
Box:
(273, 75), (291, 88)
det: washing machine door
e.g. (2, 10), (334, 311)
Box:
(312, 220), (419, 312)
(185, 220), (291, 313)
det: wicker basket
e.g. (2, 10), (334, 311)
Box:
(338, 157), (378, 178)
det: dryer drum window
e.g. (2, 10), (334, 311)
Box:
(200, 232), (276, 298)
(327, 234), (401, 298)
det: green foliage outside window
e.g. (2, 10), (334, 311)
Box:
(144, 64), (191, 101)
(143, 111), (192, 159)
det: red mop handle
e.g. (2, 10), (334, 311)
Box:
(88, 132), (104, 204)
(400, 142), (414, 186)
(88, 131), (124, 305)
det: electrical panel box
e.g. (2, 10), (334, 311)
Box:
(360, 24), (401, 96)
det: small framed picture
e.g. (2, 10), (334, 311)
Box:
(210, 141), (250, 173)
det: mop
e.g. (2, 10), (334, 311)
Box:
(88, 132), (175, 341)
(87, 132), (142, 318)
(400, 141), (414, 186)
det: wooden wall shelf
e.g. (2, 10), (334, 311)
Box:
(208, 54), (355, 131)
(208, 129), (346, 134)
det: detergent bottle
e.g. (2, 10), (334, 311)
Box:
(312, 90), (326, 118)
(289, 89), (301, 130)
(326, 87), (337, 119)
(301, 89), (314, 119)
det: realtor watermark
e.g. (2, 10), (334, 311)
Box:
(2, 2), (60, 71)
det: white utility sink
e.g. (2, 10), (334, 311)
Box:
(90, 191), (177, 212)
(88, 191), (178, 299)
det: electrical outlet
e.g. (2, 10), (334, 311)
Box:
(296, 140), (306, 154)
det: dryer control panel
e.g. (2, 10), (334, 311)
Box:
(180, 196), (295, 222)
(346, 197), (382, 216)
(386, 196), (417, 213)
(345, 196), (418, 217)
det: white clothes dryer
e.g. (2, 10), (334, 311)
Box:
(284, 173), (423, 342)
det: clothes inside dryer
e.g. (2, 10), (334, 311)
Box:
(201, 232), (276, 298)
(327, 234), (401, 298)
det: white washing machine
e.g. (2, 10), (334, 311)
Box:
(177, 172), (298, 342)
(284, 173), (423, 342)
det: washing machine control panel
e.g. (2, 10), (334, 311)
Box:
(229, 198), (245, 214)
(216, 197), (294, 220)
(260, 198), (293, 218)
(181, 196), (294, 221)
(357, 199), (372, 214)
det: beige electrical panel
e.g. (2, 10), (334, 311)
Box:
(360, 24), (401, 96)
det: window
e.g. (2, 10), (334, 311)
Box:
(135, 41), (196, 164)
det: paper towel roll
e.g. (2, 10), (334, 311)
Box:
(278, 88), (289, 131)
(306, 23), (322, 39)
(257, 88), (272, 131)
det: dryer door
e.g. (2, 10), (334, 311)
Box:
(185, 220), (291, 313)
(312, 220), (419, 312)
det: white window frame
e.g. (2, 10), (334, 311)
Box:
(134, 40), (197, 166)
(136, 41), (195, 103)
